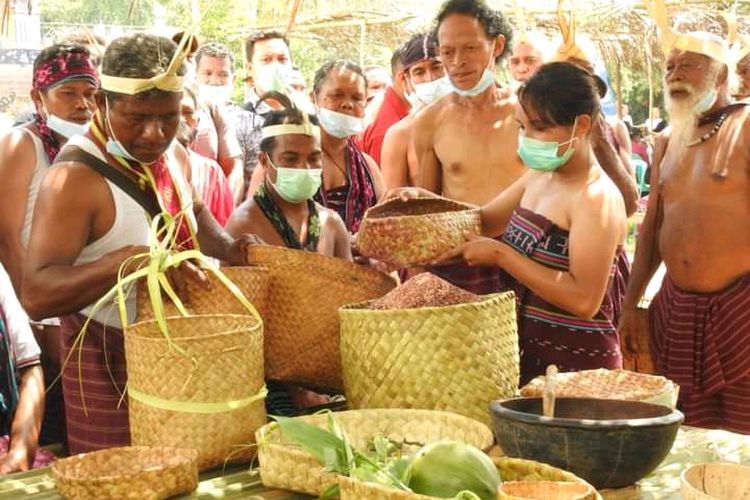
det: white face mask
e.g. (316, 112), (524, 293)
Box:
(412, 77), (454, 107)
(46, 113), (89, 138)
(449, 68), (496, 97)
(255, 63), (292, 94)
(198, 83), (233, 104)
(693, 88), (717, 115)
(103, 96), (154, 165)
(316, 108), (365, 138)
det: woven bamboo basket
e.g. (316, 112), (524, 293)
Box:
(52, 446), (199, 499)
(256, 408), (494, 496)
(246, 245), (396, 391)
(124, 314), (266, 471)
(338, 456), (602, 500)
(339, 292), (519, 425)
(356, 197), (481, 268)
(135, 266), (269, 321)
(680, 463), (750, 500)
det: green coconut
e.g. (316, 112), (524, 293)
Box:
(407, 441), (501, 500)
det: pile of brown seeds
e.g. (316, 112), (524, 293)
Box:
(369, 273), (481, 310)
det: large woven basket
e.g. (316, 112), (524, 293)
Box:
(53, 446), (199, 499)
(135, 266), (269, 321)
(256, 408), (494, 496)
(124, 314), (266, 471)
(339, 292), (519, 425)
(246, 245), (396, 391)
(338, 456), (602, 500)
(356, 197), (481, 268)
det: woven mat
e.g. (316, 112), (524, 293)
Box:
(2, 427), (748, 499)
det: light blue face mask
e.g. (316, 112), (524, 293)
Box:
(46, 114), (89, 138)
(103, 96), (154, 165)
(517, 119), (579, 172)
(693, 89), (717, 115)
(449, 68), (495, 97)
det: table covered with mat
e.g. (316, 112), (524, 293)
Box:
(1, 427), (747, 499)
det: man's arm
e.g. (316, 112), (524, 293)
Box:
(22, 164), (146, 320)
(331, 212), (353, 261)
(380, 123), (410, 189)
(0, 129), (37, 293)
(362, 153), (386, 202)
(593, 119), (639, 217)
(413, 108), (441, 195)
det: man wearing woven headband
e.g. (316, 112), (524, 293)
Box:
(381, 33), (449, 189)
(409, 0), (522, 295)
(226, 92), (351, 260)
(21, 33), (262, 453)
(620, 26), (750, 433)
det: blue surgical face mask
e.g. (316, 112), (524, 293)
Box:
(449, 68), (496, 97)
(104, 96), (155, 165)
(517, 118), (579, 172)
(255, 62), (292, 94)
(317, 108), (365, 139)
(46, 113), (88, 138)
(266, 153), (323, 203)
(693, 88), (717, 115)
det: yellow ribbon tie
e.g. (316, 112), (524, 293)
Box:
(128, 385), (268, 414)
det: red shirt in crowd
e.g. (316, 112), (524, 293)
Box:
(357, 87), (409, 166)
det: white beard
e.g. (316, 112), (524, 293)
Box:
(664, 65), (720, 147)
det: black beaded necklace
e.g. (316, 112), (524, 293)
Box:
(688, 112), (728, 147)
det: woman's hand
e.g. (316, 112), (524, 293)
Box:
(436, 234), (505, 268)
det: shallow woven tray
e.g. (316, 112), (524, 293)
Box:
(136, 266), (269, 321)
(356, 197), (481, 268)
(53, 446), (198, 499)
(338, 456), (602, 500)
(247, 245), (395, 391)
(339, 292), (519, 425)
(256, 408), (494, 496)
(124, 314), (266, 471)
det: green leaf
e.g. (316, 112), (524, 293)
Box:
(272, 415), (346, 467)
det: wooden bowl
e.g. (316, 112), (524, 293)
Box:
(498, 480), (597, 499)
(490, 397), (683, 489)
(680, 463), (750, 499)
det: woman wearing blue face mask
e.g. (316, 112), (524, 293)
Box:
(440, 62), (629, 384)
(310, 60), (386, 235)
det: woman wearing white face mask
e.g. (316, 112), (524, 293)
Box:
(438, 62), (629, 384)
(310, 60), (386, 234)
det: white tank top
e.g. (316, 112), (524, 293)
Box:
(62, 136), (196, 328)
(19, 129), (49, 247)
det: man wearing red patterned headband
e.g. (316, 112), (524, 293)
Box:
(0, 44), (99, 449)
(22, 33), (262, 454)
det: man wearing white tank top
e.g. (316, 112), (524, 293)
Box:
(21, 34), (262, 454)
(0, 44), (100, 449)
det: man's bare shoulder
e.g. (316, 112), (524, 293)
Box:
(225, 198), (259, 237)
(386, 115), (413, 139)
(0, 127), (35, 165)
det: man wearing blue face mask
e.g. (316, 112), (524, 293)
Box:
(410, 0), (525, 295)
(21, 33), (262, 454)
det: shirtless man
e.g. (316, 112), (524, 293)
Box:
(734, 51), (750, 99)
(380, 33), (448, 188)
(225, 93), (351, 259)
(414, 0), (523, 206)
(22, 33), (258, 453)
(619, 33), (750, 433)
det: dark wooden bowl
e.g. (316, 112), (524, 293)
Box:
(490, 397), (684, 489)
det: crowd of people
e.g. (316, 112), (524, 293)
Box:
(0, 0), (749, 474)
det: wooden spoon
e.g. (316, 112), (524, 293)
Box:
(543, 364), (558, 418)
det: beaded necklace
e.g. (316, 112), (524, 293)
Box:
(688, 112), (727, 147)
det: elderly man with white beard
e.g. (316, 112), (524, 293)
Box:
(619, 32), (750, 434)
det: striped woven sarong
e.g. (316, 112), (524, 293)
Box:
(650, 274), (750, 434)
(59, 314), (130, 453)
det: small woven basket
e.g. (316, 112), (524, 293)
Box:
(124, 314), (266, 471)
(681, 463), (750, 500)
(339, 292), (519, 425)
(356, 197), (481, 268)
(256, 408), (494, 496)
(247, 245), (396, 391)
(52, 446), (199, 499)
(135, 266), (269, 321)
(338, 456), (602, 500)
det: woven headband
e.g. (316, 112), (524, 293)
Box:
(33, 52), (99, 91)
(261, 123), (320, 140)
(646, 0), (750, 67)
(100, 27), (196, 95)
